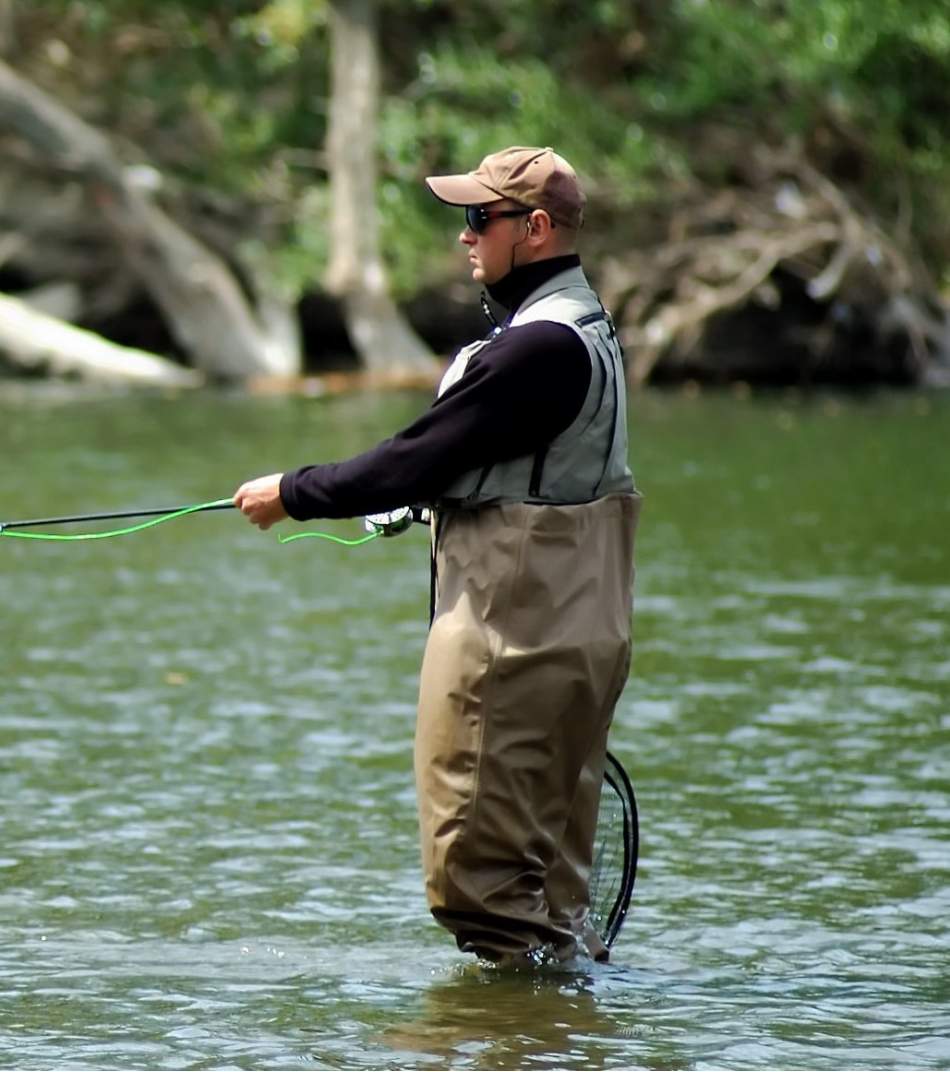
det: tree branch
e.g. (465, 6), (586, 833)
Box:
(0, 58), (300, 380)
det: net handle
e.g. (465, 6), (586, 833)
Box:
(602, 750), (639, 947)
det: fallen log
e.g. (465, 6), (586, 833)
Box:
(0, 291), (201, 387)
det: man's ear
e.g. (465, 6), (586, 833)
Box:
(528, 209), (554, 242)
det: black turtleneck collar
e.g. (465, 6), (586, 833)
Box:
(485, 253), (582, 316)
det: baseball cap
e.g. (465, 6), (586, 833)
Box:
(425, 146), (585, 229)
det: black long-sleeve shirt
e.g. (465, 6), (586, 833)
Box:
(279, 255), (592, 520)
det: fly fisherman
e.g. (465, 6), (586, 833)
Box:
(234, 146), (643, 965)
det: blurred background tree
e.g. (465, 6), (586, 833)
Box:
(0, 0), (948, 385)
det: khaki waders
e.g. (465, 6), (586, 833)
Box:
(414, 492), (641, 961)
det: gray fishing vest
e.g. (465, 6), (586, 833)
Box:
(435, 265), (635, 507)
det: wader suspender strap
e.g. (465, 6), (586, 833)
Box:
(428, 548), (437, 627)
(528, 446), (549, 498)
(470, 464), (494, 501)
(428, 510), (448, 627)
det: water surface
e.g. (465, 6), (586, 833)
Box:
(1, 384), (948, 1069)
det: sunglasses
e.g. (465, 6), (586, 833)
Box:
(464, 205), (531, 234)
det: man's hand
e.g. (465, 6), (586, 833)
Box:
(233, 473), (289, 530)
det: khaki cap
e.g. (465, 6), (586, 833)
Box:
(426, 146), (585, 229)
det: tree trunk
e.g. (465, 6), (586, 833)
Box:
(0, 1), (15, 59)
(325, 0), (438, 375)
(0, 291), (201, 386)
(0, 58), (300, 381)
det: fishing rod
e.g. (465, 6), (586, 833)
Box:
(0, 498), (418, 544)
(0, 499), (235, 533)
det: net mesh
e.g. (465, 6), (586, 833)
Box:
(589, 751), (638, 948)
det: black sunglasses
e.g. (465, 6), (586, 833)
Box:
(465, 205), (531, 234)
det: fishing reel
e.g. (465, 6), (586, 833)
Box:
(364, 507), (427, 538)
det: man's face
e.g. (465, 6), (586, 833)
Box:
(459, 199), (531, 285)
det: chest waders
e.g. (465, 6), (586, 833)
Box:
(414, 266), (643, 962)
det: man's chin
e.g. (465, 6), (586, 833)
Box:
(472, 266), (504, 286)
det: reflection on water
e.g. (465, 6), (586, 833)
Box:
(382, 969), (619, 1069)
(0, 385), (948, 1069)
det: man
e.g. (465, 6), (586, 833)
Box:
(235, 146), (642, 964)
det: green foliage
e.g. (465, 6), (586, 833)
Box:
(10, 0), (950, 294)
(377, 42), (666, 289)
(24, 1), (330, 189)
(645, 0), (950, 167)
(634, 0), (950, 270)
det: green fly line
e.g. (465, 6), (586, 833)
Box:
(0, 497), (380, 547)
(277, 530), (378, 546)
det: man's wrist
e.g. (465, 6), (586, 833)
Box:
(278, 471), (296, 520)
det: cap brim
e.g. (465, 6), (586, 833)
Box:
(425, 173), (503, 207)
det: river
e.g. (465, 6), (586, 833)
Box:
(1, 383), (948, 1070)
